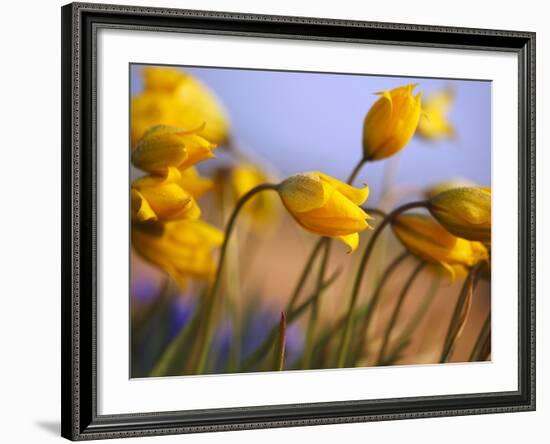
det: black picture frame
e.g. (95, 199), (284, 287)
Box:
(61, 2), (536, 440)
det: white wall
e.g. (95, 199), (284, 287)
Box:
(0, 0), (545, 442)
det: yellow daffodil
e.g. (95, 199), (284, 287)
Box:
(132, 219), (224, 288)
(428, 187), (491, 243)
(131, 67), (229, 145)
(362, 83), (422, 160)
(424, 178), (477, 200)
(131, 125), (217, 175)
(417, 88), (455, 140)
(391, 213), (488, 279)
(277, 172), (371, 252)
(131, 168), (201, 222)
(231, 164), (279, 227)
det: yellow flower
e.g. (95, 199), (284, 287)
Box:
(177, 167), (214, 199)
(428, 187), (491, 243)
(131, 125), (217, 175)
(391, 213), (488, 279)
(231, 164), (279, 227)
(131, 168), (201, 222)
(277, 172), (371, 252)
(424, 178), (477, 200)
(131, 67), (229, 145)
(132, 219), (224, 288)
(362, 84), (422, 160)
(417, 88), (455, 140)
(142, 66), (188, 92)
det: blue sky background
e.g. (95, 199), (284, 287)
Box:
(130, 65), (491, 202)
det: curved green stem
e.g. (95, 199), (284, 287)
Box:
(352, 251), (409, 364)
(288, 238), (326, 312)
(337, 200), (427, 368)
(241, 268), (341, 371)
(383, 272), (442, 365)
(272, 312), (287, 371)
(132, 276), (173, 346)
(469, 312), (491, 362)
(376, 261), (426, 365)
(347, 157), (368, 185)
(193, 183), (279, 374)
(149, 308), (200, 377)
(302, 239), (331, 368)
(440, 264), (483, 363)
(362, 207), (387, 219)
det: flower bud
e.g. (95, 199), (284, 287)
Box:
(131, 168), (201, 222)
(131, 125), (216, 175)
(278, 172), (371, 252)
(424, 178), (477, 200)
(391, 213), (488, 279)
(132, 219), (223, 288)
(362, 84), (422, 160)
(428, 187), (491, 243)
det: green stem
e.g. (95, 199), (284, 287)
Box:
(240, 236), (327, 371)
(469, 312), (491, 362)
(302, 239), (331, 368)
(479, 333), (492, 360)
(440, 265), (482, 363)
(149, 308), (201, 377)
(376, 261), (425, 365)
(336, 200), (427, 368)
(352, 251), (409, 364)
(239, 237), (327, 372)
(400, 272), (441, 342)
(347, 157), (368, 185)
(288, 238), (326, 312)
(272, 312), (287, 371)
(132, 276), (173, 346)
(241, 268), (341, 371)
(362, 207), (387, 219)
(193, 183), (279, 374)
(383, 272), (442, 364)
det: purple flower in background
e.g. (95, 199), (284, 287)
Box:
(168, 296), (196, 340)
(131, 276), (160, 304)
(213, 319), (234, 372)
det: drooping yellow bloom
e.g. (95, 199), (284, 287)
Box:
(391, 213), (488, 279)
(428, 187), (491, 243)
(131, 219), (224, 287)
(424, 178), (477, 200)
(231, 164), (279, 227)
(131, 67), (229, 145)
(277, 172), (371, 252)
(131, 125), (217, 175)
(131, 168), (201, 222)
(362, 84), (422, 160)
(417, 88), (455, 140)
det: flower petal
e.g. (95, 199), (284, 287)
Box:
(131, 189), (157, 222)
(337, 233), (359, 253)
(177, 166), (214, 199)
(318, 172), (370, 205)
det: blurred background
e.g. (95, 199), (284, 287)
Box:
(130, 65), (491, 200)
(130, 64), (491, 377)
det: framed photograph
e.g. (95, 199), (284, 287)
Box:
(61, 2), (535, 440)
